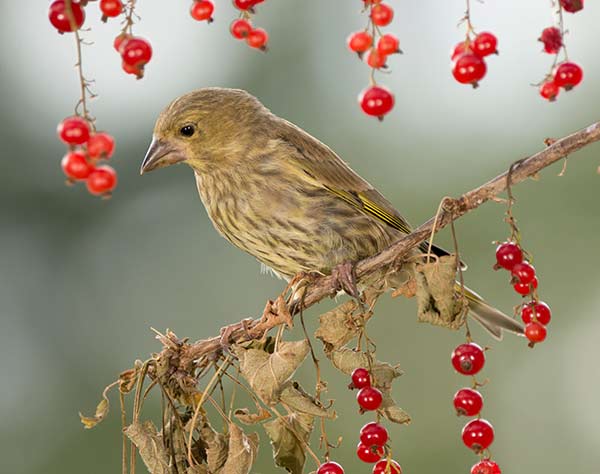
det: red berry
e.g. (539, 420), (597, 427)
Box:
(87, 132), (115, 159)
(86, 165), (118, 196)
(370, 4), (394, 26)
(230, 19), (252, 39)
(48, 0), (85, 33)
(453, 388), (483, 417)
(359, 86), (394, 119)
(190, 0), (214, 22)
(58, 116), (90, 145)
(462, 419), (495, 453)
(234, 0), (256, 10)
(348, 31), (373, 53)
(121, 37), (153, 67)
(554, 62), (583, 90)
(366, 49), (388, 69)
(495, 242), (523, 270)
(356, 443), (384, 463)
(539, 27), (563, 54)
(317, 461), (344, 474)
(513, 277), (538, 296)
(373, 459), (402, 474)
(246, 28), (269, 49)
(100, 0), (123, 18)
(61, 151), (93, 180)
(357, 387), (383, 411)
(540, 81), (560, 101)
(114, 33), (132, 53)
(451, 41), (474, 61)
(122, 61), (143, 78)
(351, 368), (371, 389)
(521, 301), (551, 325)
(451, 343), (485, 376)
(472, 32), (498, 57)
(359, 422), (389, 447)
(364, 0), (382, 3)
(452, 54), (487, 86)
(525, 322), (547, 343)
(560, 0), (584, 13)
(471, 459), (501, 474)
(511, 261), (536, 285)
(377, 34), (400, 55)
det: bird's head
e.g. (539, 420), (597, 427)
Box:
(140, 87), (271, 175)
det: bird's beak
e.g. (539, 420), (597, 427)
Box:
(140, 137), (187, 175)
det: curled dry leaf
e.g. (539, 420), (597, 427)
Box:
(279, 382), (336, 419)
(124, 421), (169, 474)
(234, 407), (272, 425)
(314, 300), (361, 349)
(200, 422), (229, 473)
(221, 423), (259, 474)
(325, 347), (409, 424)
(264, 413), (314, 474)
(234, 340), (310, 405)
(415, 254), (467, 330)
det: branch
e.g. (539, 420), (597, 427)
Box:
(181, 121), (600, 363)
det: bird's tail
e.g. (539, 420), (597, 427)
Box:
(461, 285), (524, 340)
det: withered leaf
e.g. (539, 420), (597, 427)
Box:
(234, 407), (271, 425)
(279, 382), (336, 419)
(200, 422), (228, 473)
(264, 413), (314, 474)
(380, 394), (411, 424)
(235, 340), (310, 405)
(415, 255), (467, 330)
(124, 421), (169, 474)
(314, 300), (361, 350)
(79, 397), (109, 429)
(221, 423), (259, 474)
(326, 347), (409, 424)
(187, 466), (209, 474)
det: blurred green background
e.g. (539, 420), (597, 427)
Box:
(2, 2), (600, 473)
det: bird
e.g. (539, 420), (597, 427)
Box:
(140, 87), (523, 339)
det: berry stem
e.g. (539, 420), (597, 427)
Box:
(122, 0), (138, 36)
(65, 0), (95, 129)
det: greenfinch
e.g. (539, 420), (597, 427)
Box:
(141, 87), (523, 338)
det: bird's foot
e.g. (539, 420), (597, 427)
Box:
(219, 318), (253, 354)
(331, 261), (361, 299)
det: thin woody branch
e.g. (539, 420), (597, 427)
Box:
(183, 120), (600, 361)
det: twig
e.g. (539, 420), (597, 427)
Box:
(177, 121), (600, 360)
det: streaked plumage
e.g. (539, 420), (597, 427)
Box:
(141, 87), (523, 338)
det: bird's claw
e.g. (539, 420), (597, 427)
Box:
(331, 261), (361, 299)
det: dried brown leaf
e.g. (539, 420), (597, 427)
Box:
(326, 347), (409, 424)
(79, 397), (109, 429)
(221, 423), (259, 474)
(415, 255), (466, 330)
(234, 407), (271, 425)
(235, 340), (310, 405)
(279, 382), (336, 419)
(200, 422), (228, 473)
(263, 413), (314, 474)
(314, 300), (361, 349)
(124, 421), (169, 474)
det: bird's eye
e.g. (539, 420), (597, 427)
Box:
(179, 125), (195, 137)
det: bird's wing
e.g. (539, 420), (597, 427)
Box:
(274, 120), (452, 259)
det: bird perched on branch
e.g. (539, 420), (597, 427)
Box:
(141, 87), (523, 339)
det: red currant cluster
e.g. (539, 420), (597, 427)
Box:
(347, 1), (398, 120)
(354, 368), (402, 473)
(451, 343), (501, 474)
(190, 0), (269, 50)
(537, 1), (584, 101)
(114, 34), (153, 79)
(495, 242), (551, 346)
(58, 117), (118, 197)
(451, 31), (497, 87)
